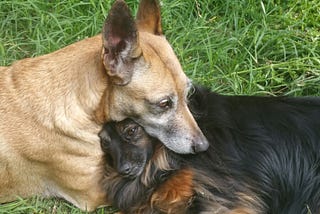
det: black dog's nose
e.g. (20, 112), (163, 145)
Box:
(118, 163), (132, 176)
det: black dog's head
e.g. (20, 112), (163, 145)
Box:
(99, 119), (182, 212)
(99, 119), (155, 178)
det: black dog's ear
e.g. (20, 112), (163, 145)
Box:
(188, 85), (209, 119)
(99, 122), (121, 143)
(102, 0), (142, 85)
(99, 123), (115, 151)
(98, 127), (111, 142)
(99, 132), (110, 152)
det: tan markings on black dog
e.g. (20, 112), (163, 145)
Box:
(151, 168), (194, 214)
(0, 0), (208, 211)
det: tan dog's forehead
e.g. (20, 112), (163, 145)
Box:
(131, 32), (188, 99)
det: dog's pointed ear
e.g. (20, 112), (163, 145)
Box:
(102, 0), (142, 85)
(136, 0), (163, 35)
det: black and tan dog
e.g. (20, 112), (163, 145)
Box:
(99, 85), (320, 214)
(0, 0), (208, 211)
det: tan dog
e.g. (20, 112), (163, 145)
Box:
(0, 0), (208, 211)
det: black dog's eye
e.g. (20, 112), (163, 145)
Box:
(123, 125), (139, 141)
(158, 98), (172, 109)
(127, 126), (137, 137)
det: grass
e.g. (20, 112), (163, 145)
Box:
(0, 0), (319, 213)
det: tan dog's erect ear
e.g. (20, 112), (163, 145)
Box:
(136, 0), (163, 35)
(102, 0), (142, 85)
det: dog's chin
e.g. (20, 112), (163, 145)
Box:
(159, 133), (209, 154)
(161, 139), (195, 154)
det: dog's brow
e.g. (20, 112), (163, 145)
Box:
(145, 93), (175, 105)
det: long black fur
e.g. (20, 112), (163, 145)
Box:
(186, 86), (320, 213)
(101, 85), (320, 214)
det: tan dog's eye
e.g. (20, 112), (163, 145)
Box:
(158, 98), (172, 109)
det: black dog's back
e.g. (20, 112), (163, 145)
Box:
(187, 86), (320, 213)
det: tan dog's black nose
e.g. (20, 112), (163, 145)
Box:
(192, 135), (209, 153)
